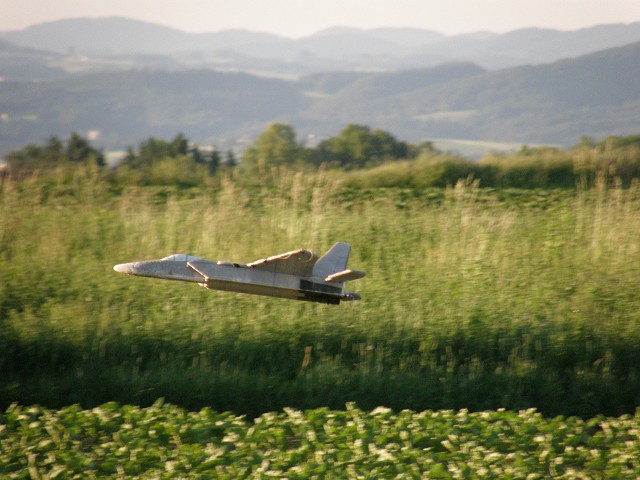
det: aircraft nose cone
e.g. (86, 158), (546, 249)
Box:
(113, 262), (134, 274)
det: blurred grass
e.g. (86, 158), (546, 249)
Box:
(1, 167), (639, 417)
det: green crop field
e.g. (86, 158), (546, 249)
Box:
(1, 160), (640, 476)
(2, 401), (639, 478)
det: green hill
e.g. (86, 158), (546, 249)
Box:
(0, 69), (307, 151)
(1, 42), (640, 153)
(299, 42), (640, 144)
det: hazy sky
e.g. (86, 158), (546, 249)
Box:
(2, 0), (640, 37)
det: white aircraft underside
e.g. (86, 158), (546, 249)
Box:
(113, 243), (365, 305)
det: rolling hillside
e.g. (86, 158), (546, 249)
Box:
(0, 70), (306, 151)
(0, 38), (67, 81)
(298, 42), (640, 144)
(0, 41), (639, 153)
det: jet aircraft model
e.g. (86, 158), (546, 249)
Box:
(113, 242), (365, 305)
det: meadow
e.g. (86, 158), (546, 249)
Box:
(2, 157), (640, 477)
(1, 164), (639, 419)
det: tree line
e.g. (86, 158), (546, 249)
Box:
(242, 123), (434, 170)
(4, 125), (640, 188)
(3, 124), (426, 175)
(3, 132), (105, 171)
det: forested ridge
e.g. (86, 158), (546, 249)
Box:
(2, 41), (640, 152)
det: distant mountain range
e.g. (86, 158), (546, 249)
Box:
(1, 18), (640, 154)
(3, 17), (640, 77)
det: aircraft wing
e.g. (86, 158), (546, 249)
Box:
(246, 248), (319, 277)
(324, 269), (367, 283)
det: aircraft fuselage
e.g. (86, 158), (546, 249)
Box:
(113, 257), (359, 304)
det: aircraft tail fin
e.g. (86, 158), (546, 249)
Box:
(313, 242), (351, 280)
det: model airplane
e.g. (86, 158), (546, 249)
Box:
(113, 242), (365, 305)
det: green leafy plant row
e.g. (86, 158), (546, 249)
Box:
(2, 401), (639, 478)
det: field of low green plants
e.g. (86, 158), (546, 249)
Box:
(2, 401), (639, 478)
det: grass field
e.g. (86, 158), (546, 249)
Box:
(2, 162), (640, 477)
(1, 166), (639, 419)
